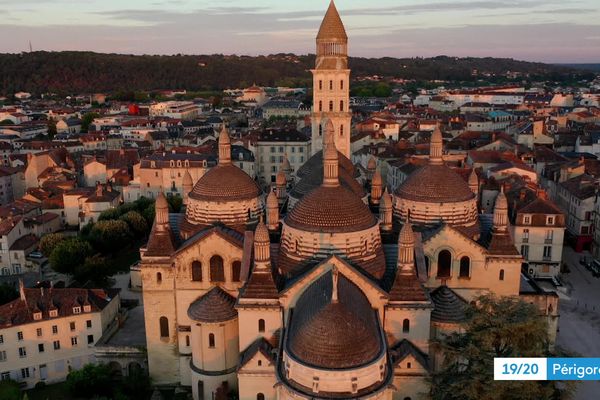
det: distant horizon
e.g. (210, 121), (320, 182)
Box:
(1, 0), (599, 63)
(2, 50), (599, 66)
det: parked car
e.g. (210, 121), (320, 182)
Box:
(28, 251), (44, 259)
(592, 260), (600, 278)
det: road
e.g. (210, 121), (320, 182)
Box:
(556, 246), (600, 399)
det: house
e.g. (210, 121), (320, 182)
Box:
(555, 174), (596, 252)
(0, 285), (120, 388)
(80, 184), (122, 227)
(255, 128), (310, 185)
(56, 118), (82, 134)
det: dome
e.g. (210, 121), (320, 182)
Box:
(267, 189), (278, 208)
(189, 164), (261, 201)
(395, 164), (475, 203)
(285, 185), (376, 233)
(290, 164), (365, 200)
(287, 271), (382, 369)
(399, 222), (414, 245)
(187, 287), (237, 323)
(255, 219), (270, 244)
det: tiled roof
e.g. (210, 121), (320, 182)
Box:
(189, 164), (261, 201)
(287, 271), (382, 369)
(316, 1), (348, 41)
(0, 288), (119, 328)
(430, 285), (468, 323)
(286, 185), (377, 233)
(187, 287), (237, 323)
(395, 164), (475, 203)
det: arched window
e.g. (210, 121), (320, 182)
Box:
(185, 335), (190, 347)
(258, 360), (262, 366)
(319, 80), (323, 90)
(499, 269), (505, 281)
(340, 80), (344, 90)
(159, 317), (169, 339)
(329, 80), (333, 90)
(340, 100), (344, 112)
(329, 101), (334, 112)
(437, 250), (452, 278)
(208, 333), (215, 348)
(258, 319), (265, 333)
(340, 125), (344, 137)
(232, 261), (241, 282)
(156, 272), (162, 284)
(402, 319), (410, 333)
(404, 397), (412, 400)
(257, 394), (265, 400)
(406, 362), (412, 369)
(318, 101), (322, 112)
(459, 256), (470, 278)
(210, 255), (225, 282)
(191, 261), (202, 282)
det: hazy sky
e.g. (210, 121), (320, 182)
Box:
(1, 0), (599, 63)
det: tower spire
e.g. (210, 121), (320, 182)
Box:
(322, 120), (339, 187)
(429, 125), (444, 165)
(218, 124), (231, 166)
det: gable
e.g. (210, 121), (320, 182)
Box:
(393, 353), (428, 375)
(422, 225), (487, 262)
(173, 229), (243, 262)
(238, 349), (275, 374)
(279, 256), (388, 319)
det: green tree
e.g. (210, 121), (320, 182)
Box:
(80, 112), (100, 133)
(0, 119), (13, 126)
(66, 363), (113, 398)
(120, 368), (153, 400)
(98, 207), (123, 221)
(88, 220), (132, 253)
(0, 379), (20, 400)
(431, 294), (574, 400)
(142, 203), (155, 226)
(167, 195), (183, 213)
(49, 238), (93, 275)
(75, 255), (110, 286)
(0, 284), (18, 305)
(120, 211), (149, 237)
(39, 233), (65, 257)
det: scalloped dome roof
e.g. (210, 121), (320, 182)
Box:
(189, 164), (261, 201)
(285, 185), (376, 233)
(395, 164), (475, 203)
(287, 271), (381, 369)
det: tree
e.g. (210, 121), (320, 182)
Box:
(119, 368), (152, 400)
(39, 233), (65, 257)
(88, 220), (132, 253)
(75, 255), (110, 286)
(0, 380), (20, 400)
(431, 294), (574, 400)
(167, 195), (183, 214)
(80, 112), (100, 133)
(49, 238), (93, 275)
(120, 211), (149, 237)
(66, 363), (113, 398)
(98, 207), (123, 221)
(0, 284), (18, 305)
(0, 119), (13, 126)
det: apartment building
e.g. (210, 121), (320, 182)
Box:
(0, 285), (120, 388)
(255, 128), (310, 184)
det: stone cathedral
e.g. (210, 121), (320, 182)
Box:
(140, 2), (558, 400)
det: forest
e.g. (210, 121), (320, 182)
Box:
(0, 52), (594, 95)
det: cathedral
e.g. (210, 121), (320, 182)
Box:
(140, 2), (558, 399)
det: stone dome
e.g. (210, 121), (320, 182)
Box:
(285, 185), (376, 233)
(187, 287), (237, 323)
(287, 271), (382, 369)
(395, 164), (475, 203)
(189, 164), (261, 201)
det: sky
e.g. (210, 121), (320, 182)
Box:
(1, 0), (599, 63)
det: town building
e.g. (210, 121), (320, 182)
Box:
(255, 129), (310, 185)
(0, 284), (120, 388)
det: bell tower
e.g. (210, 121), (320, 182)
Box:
(311, 1), (351, 158)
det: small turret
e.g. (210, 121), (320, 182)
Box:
(379, 188), (392, 232)
(371, 168), (383, 205)
(266, 189), (279, 231)
(182, 169), (193, 205)
(218, 125), (231, 166)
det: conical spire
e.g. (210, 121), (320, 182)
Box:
(468, 168), (479, 195)
(398, 222), (415, 271)
(317, 1), (348, 42)
(182, 169), (193, 205)
(218, 124), (231, 166)
(254, 218), (271, 267)
(429, 125), (443, 165)
(155, 192), (169, 229)
(379, 188), (392, 232)
(371, 168), (383, 205)
(493, 188), (508, 232)
(266, 189), (279, 230)
(323, 120), (339, 187)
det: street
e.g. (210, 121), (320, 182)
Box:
(556, 246), (600, 399)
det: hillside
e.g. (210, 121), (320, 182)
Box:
(0, 52), (593, 95)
